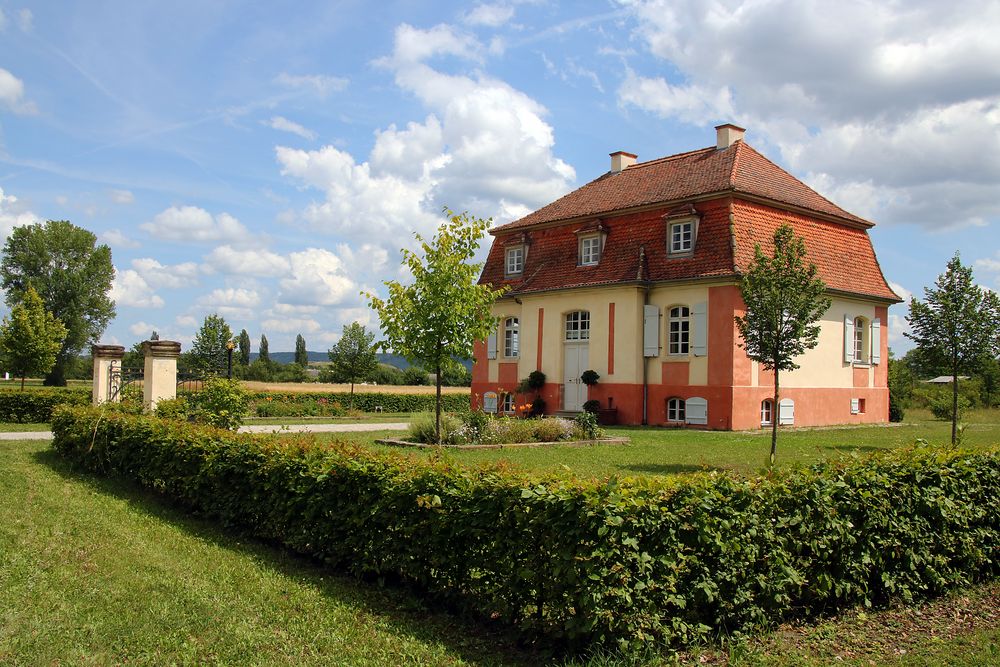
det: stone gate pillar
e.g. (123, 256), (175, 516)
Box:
(142, 340), (181, 411)
(91, 344), (125, 405)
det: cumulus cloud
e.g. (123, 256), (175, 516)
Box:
(266, 116), (317, 141)
(131, 258), (201, 289)
(196, 287), (261, 319)
(175, 314), (198, 328)
(278, 248), (358, 307)
(203, 245), (290, 278)
(0, 67), (37, 114)
(111, 269), (164, 308)
(618, 0), (1000, 229)
(129, 321), (159, 337)
(141, 206), (250, 243)
(99, 229), (141, 249)
(0, 187), (39, 242)
(260, 317), (322, 334)
(274, 72), (348, 97)
(278, 23), (575, 249)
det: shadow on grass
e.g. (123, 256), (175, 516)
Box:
(618, 462), (723, 475)
(32, 448), (544, 667)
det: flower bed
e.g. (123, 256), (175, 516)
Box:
(406, 411), (605, 446)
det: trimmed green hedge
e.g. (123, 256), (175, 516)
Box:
(51, 405), (1000, 652)
(0, 388), (90, 422)
(249, 390), (469, 415)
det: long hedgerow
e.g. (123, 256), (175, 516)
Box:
(51, 405), (1000, 652)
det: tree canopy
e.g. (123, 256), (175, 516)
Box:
(190, 314), (233, 373)
(327, 322), (379, 407)
(259, 334), (270, 365)
(295, 334), (308, 366)
(735, 224), (831, 465)
(1, 220), (115, 385)
(368, 209), (507, 442)
(0, 286), (68, 390)
(905, 253), (1000, 444)
(237, 329), (251, 367)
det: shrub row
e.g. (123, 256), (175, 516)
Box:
(51, 405), (1000, 652)
(0, 388), (90, 422)
(249, 390), (469, 415)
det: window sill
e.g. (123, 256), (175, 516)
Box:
(667, 251), (694, 258)
(852, 362), (871, 369)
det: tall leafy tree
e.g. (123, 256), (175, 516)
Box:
(190, 314), (233, 373)
(368, 210), (508, 442)
(735, 224), (831, 466)
(1, 220), (115, 385)
(0, 287), (68, 390)
(237, 329), (251, 366)
(259, 334), (270, 365)
(327, 322), (379, 408)
(905, 253), (1000, 445)
(294, 333), (308, 366)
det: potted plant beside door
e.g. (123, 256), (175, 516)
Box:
(580, 370), (617, 425)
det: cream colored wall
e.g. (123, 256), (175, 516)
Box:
(772, 296), (882, 388)
(646, 284), (713, 386)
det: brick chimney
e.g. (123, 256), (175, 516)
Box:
(610, 150), (638, 174)
(715, 123), (746, 149)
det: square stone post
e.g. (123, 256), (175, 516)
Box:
(142, 340), (181, 412)
(91, 344), (125, 405)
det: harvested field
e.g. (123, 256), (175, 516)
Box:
(241, 381), (470, 395)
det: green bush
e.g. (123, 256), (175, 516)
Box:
(531, 417), (575, 442)
(187, 378), (251, 430)
(407, 412), (464, 444)
(51, 406), (1000, 653)
(154, 396), (189, 421)
(930, 392), (972, 420)
(0, 387), (89, 422)
(574, 411), (603, 439)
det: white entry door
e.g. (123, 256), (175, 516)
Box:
(563, 343), (589, 411)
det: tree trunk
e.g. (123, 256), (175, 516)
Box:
(20, 376), (25, 391)
(951, 363), (959, 447)
(770, 370), (780, 467)
(435, 355), (442, 445)
(350, 380), (355, 410)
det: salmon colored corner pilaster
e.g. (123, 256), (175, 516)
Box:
(536, 307), (544, 371)
(608, 302), (615, 375)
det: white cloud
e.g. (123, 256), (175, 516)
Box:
(888, 281), (913, 304)
(203, 245), (290, 277)
(141, 206), (249, 243)
(278, 23), (575, 250)
(0, 187), (39, 242)
(99, 229), (141, 249)
(266, 116), (317, 141)
(619, 0), (1000, 229)
(131, 258), (201, 289)
(0, 9), (7, 31)
(278, 248), (358, 307)
(175, 315), (198, 328)
(128, 321), (159, 337)
(274, 72), (348, 97)
(196, 287), (261, 319)
(109, 189), (134, 204)
(463, 3), (516, 27)
(111, 269), (164, 308)
(260, 317), (322, 334)
(0, 67), (37, 114)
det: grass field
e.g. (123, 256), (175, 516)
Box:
(3, 436), (998, 666)
(242, 381), (470, 395)
(316, 408), (1000, 480)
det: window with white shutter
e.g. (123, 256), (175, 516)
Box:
(685, 397), (708, 425)
(779, 398), (795, 425)
(643, 305), (659, 357)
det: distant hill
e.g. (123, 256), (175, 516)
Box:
(250, 352), (472, 371)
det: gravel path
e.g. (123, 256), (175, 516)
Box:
(0, 422), (409, 441)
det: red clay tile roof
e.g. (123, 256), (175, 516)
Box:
(480, 140), (899, 303)
(494, 141), (871, 232)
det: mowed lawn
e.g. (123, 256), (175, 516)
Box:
(322, 409), (1000, 481)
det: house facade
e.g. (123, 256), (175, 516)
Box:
(472, 125), (901, 429)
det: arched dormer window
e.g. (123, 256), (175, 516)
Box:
(503, 317), (519, 358)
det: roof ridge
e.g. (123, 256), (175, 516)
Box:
(625, 145), (716, 171)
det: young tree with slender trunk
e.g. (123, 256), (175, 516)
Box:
(905, 253), (1000, 445)
(0, 287), (67, 390)
(190, 314), (233, 373)
(735, 225), (831, 466)
(368, 209), (508, 443)
(327, 322), (378, 408)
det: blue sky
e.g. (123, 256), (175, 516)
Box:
(1, 1), (998, 354)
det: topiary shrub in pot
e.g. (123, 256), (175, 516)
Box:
(582, 399), (601, 414)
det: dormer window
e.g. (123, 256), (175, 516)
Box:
(505, 246), (524, 276)
(579, 234), (600, 266)
(669, 220), (695, 254)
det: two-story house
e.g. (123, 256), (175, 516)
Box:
(472, 124), (901, 429)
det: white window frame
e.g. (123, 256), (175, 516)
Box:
(667, 397), (685, 422)
(503, 317), (519, 358)
(669, 220), (695, 254)
(854, 317), (865, 362)
(501, 393), (515, 414)
(505, 246), (524, 276)
(579, 234), (600, 266)
(565, 311), (590, 341)
(761, 399), (773, 426)
(668, 306), (690, 355)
